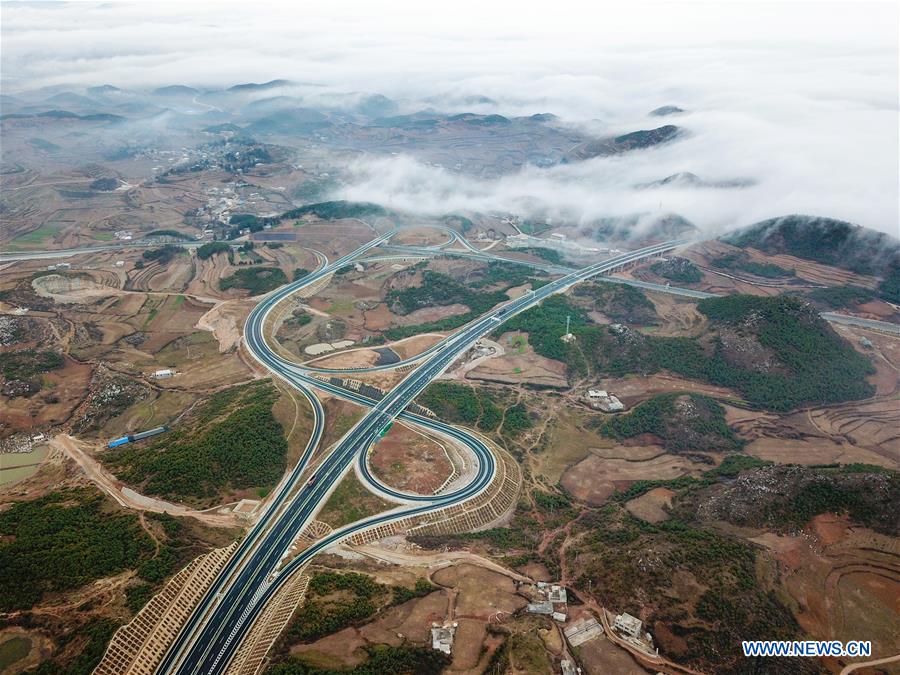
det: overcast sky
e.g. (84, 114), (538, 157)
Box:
(2, 1), (898, 235)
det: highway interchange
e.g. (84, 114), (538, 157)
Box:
(158, 231), (685, 674)
(6, 225), (898, 672)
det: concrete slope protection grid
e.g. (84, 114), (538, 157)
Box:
(160, 234), (684, 675)
(155, 231), (395, 674)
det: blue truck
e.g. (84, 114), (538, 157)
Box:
(107, 425), (169, 449)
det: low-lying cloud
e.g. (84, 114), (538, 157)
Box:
(2, 1), (898, 235)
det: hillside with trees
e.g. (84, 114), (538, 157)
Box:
(505, 294), (875, 411)
(596, 393), (744, 454)
(722, 215), (900, 301)
(104, 382), (288, 505)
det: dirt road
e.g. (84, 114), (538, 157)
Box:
(50, 434), (238, 527)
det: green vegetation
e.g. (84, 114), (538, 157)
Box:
(318, 474), (390, 528)
(0, 490), (153, 611)
(650, 257), (702, 283)
(105, 382), (288, 503)
(390, 578), (434, 605)
(508, 294), (875, 411)
(514, 247), (563, 264)
(417, 381), (522, 433)
(739, 260), (794, 278)
(387, 270), (507, 315)
(468, 261), (544, 289)
(574, 280), (658, 324)
(440, 213), (474, 232)
(807, 285), (875, 309)
(229, 213), (263, 229)
(383, 313), (475, 341)
(280, 201), (386, 221)
(418, 382), (499, 428)
(611, 455), (774, 503)
(28, 619), (120, 675)
(697, 465), (900, 535)
(90, 177), (118, 191)
(877, 263), (900, 303)
(220, 266), (288, 294)
(268, 646), (448, 675)
(501, 402), (533, 436)
(723, 214), (899, 280)
(0, 349), (64, 381)
(381, 262), (546, 340)
(501, 295), (589, 365)
(197, 241), (232, 260)
(707, 454), (773, 477)
(597, 393), (744, 454)
(285, 572), (386, 643)
(142, 244), (185, 265)
(293, 267), (311, 281)
(711, 251), (794, 278)
(691, 295), (875, 408)
(146, 229), (193, 240)
(572, 509), (799, 670)
(11, 224), (60, 246)
(0, 637), (31, 671)
(125, 582), (156, 613)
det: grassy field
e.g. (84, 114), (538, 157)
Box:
(318, 473), (392, 528)
(11, 224), (61, 247)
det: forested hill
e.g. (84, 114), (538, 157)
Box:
(503, 294), (875, 411)
(722, 215), (899, 275)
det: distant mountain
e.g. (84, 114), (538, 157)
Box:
(592, 212), (697, 242)
(228, 80), (292, 92)
(463, 95), (497, 105)
(635, 172), (753, 189)
(352, 93), (396, 118)
(567, 125), (683, 161)
(373, 111), (442, 128)
(153, 85), (199, 97)
(0, 109), (126, 123)
(243, 96), (304, 114)
(245, 108), (330, 135)
(649, 105), (685, 116)
(203, 122), (244, 134)
(723, 215), (900, 280)
(45, 92), (100, 108)
(447, 113), (511, 126)
(87, 85), (121, 96)
(529, 113), (558, 122)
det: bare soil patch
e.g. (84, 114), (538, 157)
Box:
(369, 423), (453, 495)
(576, 634), (650, 675)
(195, 298), (255, 352)
(432, 563), (527, 619)
(561, 451), (708, 505)
(391, 334), (444, 359)
(468, 332), (568, 388)
(1, 356), (92, 432)
(625, 487), (675, 523)
(751, 515), (900, 663)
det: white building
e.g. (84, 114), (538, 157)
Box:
(613, 613), (643, 639)
(548, 585), (568, 603)
(526, 601), (554, 615)
(431, 622), (457, 655)
(153, 369), (174, 379)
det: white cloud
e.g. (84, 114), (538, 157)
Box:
(1, 0), (898, 235)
